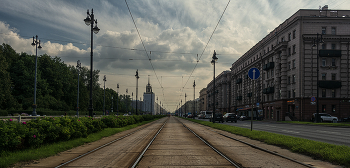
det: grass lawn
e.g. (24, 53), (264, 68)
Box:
(0, 119), (160, 168)
(184, 118), (350, 167)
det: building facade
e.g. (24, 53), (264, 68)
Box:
(143, 80), (155, 115)
(207, 70), (231, 114)
(231, 6), (350, 121)
(199, 88), (207, 112)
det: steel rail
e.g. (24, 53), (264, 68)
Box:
(131, 120), (168, 168)
(191, 119), (315, 168)
(54, 119), (166, 168)
(206, 127), (315, 168)
(176, 118), (242, 168)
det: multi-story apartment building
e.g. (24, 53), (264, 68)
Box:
(199, 88), (207, 112)
(231, 6), (350, 121)
(207, 70), (231, 114)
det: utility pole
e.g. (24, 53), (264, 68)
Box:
(135, 69), (139, 115)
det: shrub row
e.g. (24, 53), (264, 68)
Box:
(0, 115), (164, 152)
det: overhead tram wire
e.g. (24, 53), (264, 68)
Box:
(0, 32), (238, 57)
(125, 0), (169, 108)
(176, 0), (231, 106)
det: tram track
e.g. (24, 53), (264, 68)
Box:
(24, 117), (169, 168)
(178, 118), (316, 168)
(24, 116), (329, 167)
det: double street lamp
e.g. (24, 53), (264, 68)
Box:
(31, 35), (42, 117)
(211, 50), (218, 123)
(84, 8), (100, 117)
(312, 33), (324, 123)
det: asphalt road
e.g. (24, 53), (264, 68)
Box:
(195, 118), (350, 147)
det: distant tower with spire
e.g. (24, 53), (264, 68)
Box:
(143, 75), (155, 115)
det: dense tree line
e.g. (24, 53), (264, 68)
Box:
(0, 43), (134, 113)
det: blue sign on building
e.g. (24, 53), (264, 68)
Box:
(248, 68), (260, 80)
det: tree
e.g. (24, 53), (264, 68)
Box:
(0, 44), (18, 109)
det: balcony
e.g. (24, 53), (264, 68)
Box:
(236, 96), (242, 100)
(236, 78), (242, 84)
(247, 92), (252, 97)
(319, 50), (341, 57)
(318, 80), (342, 89)
(263, 62), (275, 71)
(263, 87), (275, 94)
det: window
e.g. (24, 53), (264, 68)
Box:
(288, 48), (291, 56)
(331, 27), (336, 35)
(322, 105), (326, 112)
(332, 90), (336, 98)
(331, 44), (336, 50)
(322, 73), (326, 80)
(322, 58), (326, 66)
(292, 60), (296, 68)
(271, 69), (274, 77)
(332, 74), (336, 80)
(322, 43), (326, 49)
(288, 76), (291, 84)
(331, 105), (336, 112)
(293, 45), (296, 54)
(292, 89), (296, 98)
(322, 27), (326, 34)
(322, 89), (326, 97)
(267, 71), (269, 78)
(332, 58), (336, 66)
(292, 75), (296, 83)
(288, 62), (291, 70)
(288, 33), (291, 41)
(288, 90), (291, 98)
(281, 37), (285, 42)
(293, 30), (296, 39)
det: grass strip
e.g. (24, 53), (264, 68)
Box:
(0, 118), (160, 168)
(185, 118), (350, 167)
(278, 121), (350, 127)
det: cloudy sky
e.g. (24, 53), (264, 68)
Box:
(1, 0), (349, 112)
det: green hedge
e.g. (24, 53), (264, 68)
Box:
(0, 115), (164, 152)
(0, 110), (8, 116)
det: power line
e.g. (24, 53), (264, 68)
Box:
(177, 0), (231, 107)
(125, 0), (168, 108)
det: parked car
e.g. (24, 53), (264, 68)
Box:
(198, 114), (205, 119)
(210, 113), (224, 123)
(311, 113), (338, 123)
(342, 116), (350, 122)
(187, 114), (193, 118)
(223, 113), (237, 123)
(239, 115), (248, 121)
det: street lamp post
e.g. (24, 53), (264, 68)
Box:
(211, 50), (218, 123)
(84, 8), (100, 117)
(185, 93), (187, 116)
(193, 80), (196, 117)
(103, 75), (106, 115)
(181, 100), (182, 117)
(117, 84), (119, 115)
(76, 60), (81, 117)
(111, 96), (113, 113)
(31, 35), (42, 117)
(312, 33), (324, 123)
(135, 69), (139, 115)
